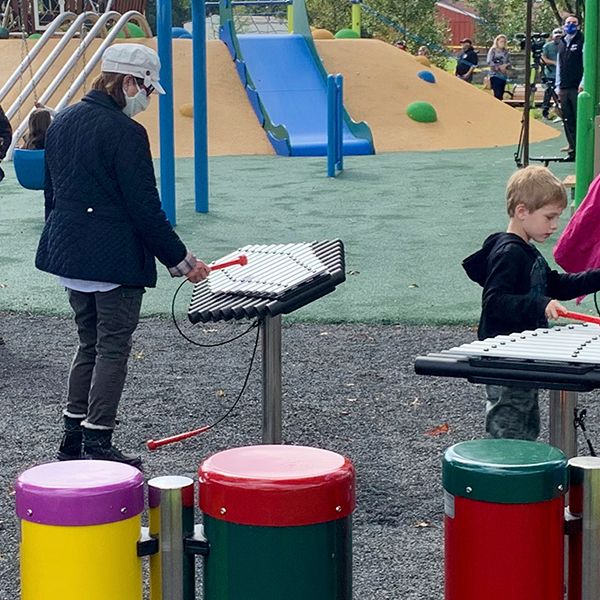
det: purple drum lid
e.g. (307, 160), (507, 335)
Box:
(15, 460), (144, 526)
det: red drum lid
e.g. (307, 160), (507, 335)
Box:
(198, 445), (355, 526)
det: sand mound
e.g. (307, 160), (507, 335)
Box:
(0, 38), (272, 157)
(0, 37), (557, 157)
(315, 39), (559, 152)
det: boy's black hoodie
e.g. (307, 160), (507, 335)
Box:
(463, 232), (600, 340)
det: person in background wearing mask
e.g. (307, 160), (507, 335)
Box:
(0, 103), (12, 182)
(455, 38), (478, 83)
(540, 28), (563, 120)
(35, 44), (211, 469)
(556, 14), (583, 158)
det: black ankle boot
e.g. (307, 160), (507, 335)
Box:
(57, 416), (84, 461)
(82, 427), (143, 470)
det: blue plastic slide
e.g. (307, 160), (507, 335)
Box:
(237, 34), (372, 157)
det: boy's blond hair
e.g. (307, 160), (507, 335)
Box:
(506, 165), (567, 216)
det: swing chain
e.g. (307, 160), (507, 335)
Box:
(80, 17), (89, 94)
(70, 7), (92, 97)
(16, 0), (39, 136)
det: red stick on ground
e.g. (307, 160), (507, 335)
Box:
(146, 425), (211, 450)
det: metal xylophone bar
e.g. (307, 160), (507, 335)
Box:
(188, 240), (346, 443)
(209, 243), (331, 299)
(189, 241), (344, 322)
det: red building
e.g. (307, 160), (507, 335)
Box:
(435, 1), (480, 45)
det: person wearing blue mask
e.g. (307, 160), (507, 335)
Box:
(556, 14), (583, 159)
(36, 44), (211, 469)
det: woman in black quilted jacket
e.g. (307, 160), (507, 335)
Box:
(35, 44), (210, 469)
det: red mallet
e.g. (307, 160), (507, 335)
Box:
(557, 309), (600, 326)
(149, 255), (248, 451)
(147, 425), (211, 451)
(210, 254), (248, 272)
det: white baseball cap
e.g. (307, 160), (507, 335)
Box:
(101, 43), (165, 94)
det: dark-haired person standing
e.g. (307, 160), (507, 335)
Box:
(455, 38), (478, 83)
(36, 44), (211, 469)
(556, 14), (583, 159)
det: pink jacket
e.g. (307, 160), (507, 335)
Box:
(554, 175), (600, 283)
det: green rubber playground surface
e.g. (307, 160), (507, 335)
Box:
(0, 133), (582, 324)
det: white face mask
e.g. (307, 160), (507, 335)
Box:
(122, 82), (149, 118)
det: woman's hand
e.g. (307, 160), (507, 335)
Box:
(187, 260), (211, 283)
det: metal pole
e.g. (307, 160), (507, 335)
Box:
(567, 457), (600, 600)
(262, 315), (282, 443)
(549, 390), (578, 458)
(336, 75), (343, 172)
(327, 75), (335, 177)
(522, 0), (533, 167)
(192, 0), (209, 213)
(148, 476), (195, 600)
(157, 0), (177, 225)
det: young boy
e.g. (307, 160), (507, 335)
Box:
(463, 165), (600, 441)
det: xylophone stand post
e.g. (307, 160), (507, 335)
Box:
(549, 390), (578, 458)
(261, 315), (282, 444)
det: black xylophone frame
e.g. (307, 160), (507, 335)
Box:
(412, 324), (600, 458)
(187, 240), (346, 443)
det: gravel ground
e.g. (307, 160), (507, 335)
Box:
(1, 313), (598, 599)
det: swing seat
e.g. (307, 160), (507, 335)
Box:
(13, 148), (46, 190)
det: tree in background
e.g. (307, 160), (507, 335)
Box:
(470, 0), (583, 47)
(306, 0), (448, 60)
(145, 0), (191, 34)
(306, 0), (352, 33)
(546, 0), (584, 22)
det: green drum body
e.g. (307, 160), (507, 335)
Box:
(199, 445), (355, 600)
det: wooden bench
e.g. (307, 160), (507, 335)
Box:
(563, 174), (576, 212)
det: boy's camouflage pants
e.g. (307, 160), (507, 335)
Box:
(485, 385), (540, 441)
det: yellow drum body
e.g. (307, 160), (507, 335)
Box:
(20, 516), (143, 600)
(16, 460), (144, 600)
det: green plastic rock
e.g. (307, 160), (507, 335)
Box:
(113, 23), (147, 39)
(28, 33), (42, 40)
(0, 27), (10, 39)
(406, 101), (437, 123)
(334, 28), (359, 39)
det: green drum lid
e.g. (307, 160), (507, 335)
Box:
(443, 440), (567, 504)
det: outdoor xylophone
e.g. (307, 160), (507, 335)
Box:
(150, 241), (345, 448)
(414, 311), (600, 458)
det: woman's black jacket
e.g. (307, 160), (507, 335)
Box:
(36, 90), (187, 288)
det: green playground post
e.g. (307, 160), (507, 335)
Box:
(287, 3), (293, 33)
(575, 0), (600, 208)
(351, 0), (361, 36)
(575, 91), (593, 208)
